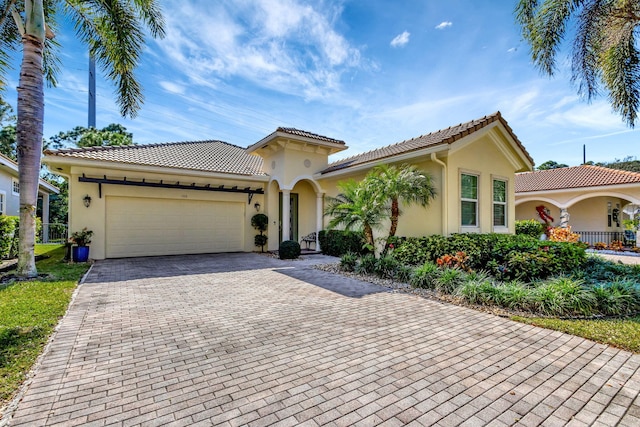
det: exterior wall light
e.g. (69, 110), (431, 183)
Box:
(83, 195), (92, 208)
(254, 202), (261, 212)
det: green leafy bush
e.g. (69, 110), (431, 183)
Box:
(374, 256), (401, 280)
(409, 261), (440, 289)
(434, 267), (466, 294)
(0, 216), (18, 259)
(392, 233), (586, 281)
(530, 278), (596, 316)
(515, 219), (545, 238)
(279, 240), (301, 259)
(318, 229), (366, 257)
(339, 252), (358, 272)
(355, 253), (377, 275)
(591, 280), (640, 316)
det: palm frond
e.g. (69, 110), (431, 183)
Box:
(64, 0), (165, 117)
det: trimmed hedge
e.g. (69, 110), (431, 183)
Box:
(392, 233), (586, 281)
(318, 229), (367, 257)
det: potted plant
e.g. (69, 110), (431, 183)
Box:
(70, 228), (93, 262)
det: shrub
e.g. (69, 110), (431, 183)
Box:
(318, 229), (366, 257)
(410, 262), (440, 289)
(279, 240), (301, 259)
(531, 278), (595, 316)
(395, 264), (413, 283)
(591, 280), (640, 316)
(374, 255), (401, 280)
(434, 267), (466, 294)
(254, 234), (268, 249)
(593, 242), (607, 250)
(251, 214), (269, 252)
(436, 251), (470, 271)
(355, 253), (377, 275)
(339, 252), (358, 272)
(609, 240), (624, 251)
(0, 216), (18, 259)
(515, 219), (545, 238)
(548, 226), (580, 243)
(392, 233), (587, 282)
(457, 272), (496, 305)
(496, 280), (532, 311)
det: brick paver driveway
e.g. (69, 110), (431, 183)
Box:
(5, 253), (640, 426)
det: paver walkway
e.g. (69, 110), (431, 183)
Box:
(4, 253), (640, 426)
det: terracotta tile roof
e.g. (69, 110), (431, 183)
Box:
(276, 127), (345, 145)
(515, 165), (640, 192)
(46, 140), (266, 176)
(321, 111), (533, 174)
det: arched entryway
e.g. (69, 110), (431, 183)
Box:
(266, 177), (324, 251)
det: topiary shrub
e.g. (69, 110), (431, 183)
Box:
(279, 240), (301, 259)
(251, 213), (269, 253)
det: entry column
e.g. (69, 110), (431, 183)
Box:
(281, 190), (290, 241)
(316, 193), (324, 251)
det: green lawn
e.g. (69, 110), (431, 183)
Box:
(512, 315), (640, 353)
(0, 245), (89, 408)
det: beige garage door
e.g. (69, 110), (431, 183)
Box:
(106, 196), (244, 258)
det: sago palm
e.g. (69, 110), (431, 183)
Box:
(366, 164), (436, 239)
(324, 179), (387, 249)
(0, 0), (164, 277)
(516, 0), (640, 127)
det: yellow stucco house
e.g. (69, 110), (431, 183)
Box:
(516, 165), (640, 245)
(44, 111), (534, 260)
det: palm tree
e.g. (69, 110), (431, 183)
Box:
(0, 0), (164, 277)
(516, 0), (640, 127)
(324, 179), (387, 249)
(366, 164), (437, 239)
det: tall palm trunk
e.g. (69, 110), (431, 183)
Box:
(16, 1), (45, 277)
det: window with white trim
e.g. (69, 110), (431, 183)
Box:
(11, 178), (19, 195)
(493, 179), (507, 228)
(0, 191), (5, 215)
(461, 173), (478, 227)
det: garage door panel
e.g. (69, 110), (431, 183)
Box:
(106, 197), (244, 258)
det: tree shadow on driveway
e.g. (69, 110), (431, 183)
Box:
(272, 266), (389, 298)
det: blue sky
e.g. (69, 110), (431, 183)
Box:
(4, 0), (639, 166)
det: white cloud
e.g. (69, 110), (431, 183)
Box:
(153, 0), (362, 102)
(390, 31), (410, 48)
(435, 21), (452, 30)
(159, 81), (186, 95)
(507, 47), (516, 53)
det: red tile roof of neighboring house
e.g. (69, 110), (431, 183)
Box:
(46, 140), (266, 176)
(321, 111), (533, 174)
(515, 165), (640, 192)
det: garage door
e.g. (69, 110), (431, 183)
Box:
(106, 196), (244, 258)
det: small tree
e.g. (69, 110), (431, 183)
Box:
(324, 179), (387, 252)
(251, 213), (268, 253)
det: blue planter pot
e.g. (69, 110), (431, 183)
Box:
(72, 246), (90, 262)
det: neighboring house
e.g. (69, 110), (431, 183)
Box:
(43, 111), (534, 260)
(0, 153), (60, 226)
(515, 165), (640, 244)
